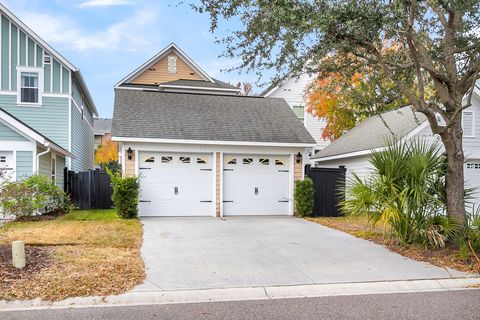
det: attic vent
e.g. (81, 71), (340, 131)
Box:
(168, 56), (177, 74)
(44, 54), (51, 64)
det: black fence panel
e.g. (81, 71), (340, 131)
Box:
(305, 165), (346, 217)
(64, 168), (113, 210)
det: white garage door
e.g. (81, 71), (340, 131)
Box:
(465, 160), (480, 207)
(138, 152), (213, 217)
(223, 155), (290, 216)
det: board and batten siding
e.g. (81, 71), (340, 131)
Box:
(0, 95), (69, 149)
(16, 150), (33, 181)
(0, 13), (70, 94)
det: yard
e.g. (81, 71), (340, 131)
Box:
(0, 209), (145, 301)
(307, 216), (480, 274)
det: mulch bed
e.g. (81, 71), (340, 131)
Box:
(0, 245), (53, 285)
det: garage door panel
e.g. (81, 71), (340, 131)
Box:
(223, 155), (290, 216)
(138, 152), (213, 217)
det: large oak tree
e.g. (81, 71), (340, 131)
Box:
(194, 0), (480, 224)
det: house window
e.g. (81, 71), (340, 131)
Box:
(20, 72), (39, 103)
(259, 158), (269, 165)
(168, 56), (177, 74)
(466, 162), (480, 169)
(292, 105), (305, 123)
(463, 111), (474, 137)
(243, 158), (253, 165)
(51, 157), (56, 182)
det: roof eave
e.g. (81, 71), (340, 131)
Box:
(73, 71), (98, 117)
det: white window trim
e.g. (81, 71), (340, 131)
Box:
(16, 66), (44, 107)
(462, 110), (475, 138)
(51, 153), (56, 183)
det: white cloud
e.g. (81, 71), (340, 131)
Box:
(20, 7), (161, 53)
(79, 0), (132, 8)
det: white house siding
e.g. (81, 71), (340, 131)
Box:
(267, 74), (330, 150)
(315, 155), (373, 184)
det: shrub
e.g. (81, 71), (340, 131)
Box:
(294, 178), (315, 217)
(341, 139), (460, 248)
(108, 169), (139, 219)
(0, 174), (73, 218)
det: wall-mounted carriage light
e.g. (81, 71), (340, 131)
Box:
(296, 152), (302, 164)
(127, 147), (133, 160)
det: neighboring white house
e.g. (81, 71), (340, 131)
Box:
(311, 96), (480, 207)
(112, 43), (315, 218)
(264, 74), (330, 157)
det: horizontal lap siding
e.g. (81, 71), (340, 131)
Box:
(37, 147), (50, 178)
(71, 103), (94, 172)
(0, 95), (69, 149)
(0, 122), (28, 141)
(16, 150), (32, 180)
(56, 155), (65, 188)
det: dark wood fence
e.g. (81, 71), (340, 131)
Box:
(305, 165), (346, 217)
(64, 169), (113, 210)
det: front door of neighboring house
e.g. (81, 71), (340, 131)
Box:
(0, 151), (15, 183)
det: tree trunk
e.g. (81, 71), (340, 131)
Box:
(440, 116), (465, 225)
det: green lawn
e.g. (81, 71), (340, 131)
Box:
(60, 209), (119, 221)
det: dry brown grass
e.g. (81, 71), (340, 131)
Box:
(0, 209), (145, 301)
(307, 216), (480, 274)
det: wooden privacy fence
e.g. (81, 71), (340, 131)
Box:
(64, 169), (113, 210)
(305, 165), (346, 217)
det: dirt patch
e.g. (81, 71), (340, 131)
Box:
(14, 210), (66, 222)
(0, 245), (53, 289)
(307, 216), (480, 274)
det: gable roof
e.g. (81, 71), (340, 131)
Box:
(311, 106), (428, 160)
(0, 4), (98, 117)
(94, 118), (112, 136)
(160, 79), (238, 90)
(112, 89), (315, 145)
(0, 108), (74, 157)
(116, 43), (216, 88)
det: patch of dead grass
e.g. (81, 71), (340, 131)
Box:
(307, 216), (480, 274)
(0, 210), (145, 301)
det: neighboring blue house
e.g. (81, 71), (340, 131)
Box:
(0, 4), (97, 188)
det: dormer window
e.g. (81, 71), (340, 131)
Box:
(168, 56), (177, 74)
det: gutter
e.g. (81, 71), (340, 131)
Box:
(36, 145), (51, 174)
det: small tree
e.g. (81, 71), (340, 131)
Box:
(294, 178), (315, 217)
(95, 135), (118, 169)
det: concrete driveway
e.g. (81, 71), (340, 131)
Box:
(134, 217), (467, 292)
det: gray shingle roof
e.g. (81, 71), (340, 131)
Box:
(112, 89), (315, 144)
(94, 118), (112, 135)
(312, 106), (427, 160)
(161, 79), (239, 90)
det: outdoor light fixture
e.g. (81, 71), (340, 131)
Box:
(127, 147), (133, 160)
(296, 152), (302, 164)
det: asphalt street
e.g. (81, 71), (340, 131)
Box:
(2, 289), (480, 320)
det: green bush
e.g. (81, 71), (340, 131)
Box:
(0, 174), (73, 218)
(108, 169), (139, 219)
(342, 139), (460, 248)
(294, 178), (315, 217)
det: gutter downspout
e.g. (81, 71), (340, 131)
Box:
(36, 143), (51, 174)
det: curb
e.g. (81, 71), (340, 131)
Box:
(1, 277), (480, 312)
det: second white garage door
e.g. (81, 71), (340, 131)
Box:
(138, 152), (213, 217)
(223, 155), (291, 216)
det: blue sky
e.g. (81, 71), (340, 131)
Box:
(3, 0), (269, 117)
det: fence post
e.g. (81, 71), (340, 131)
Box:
(63, 167), (68, 193)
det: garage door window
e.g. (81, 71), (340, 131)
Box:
(197, 157), (207, 164)
(227, 158), (236, 165)
(467, 162), (480, 169)
(180, 156), (191, 164)
(243, 158), (253, 165)
(259, 158), (269, 165)
(161, 156), (173, 163)
(144, 157), (155, 163)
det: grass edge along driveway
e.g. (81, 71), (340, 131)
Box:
(0, 209), (145, 301)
